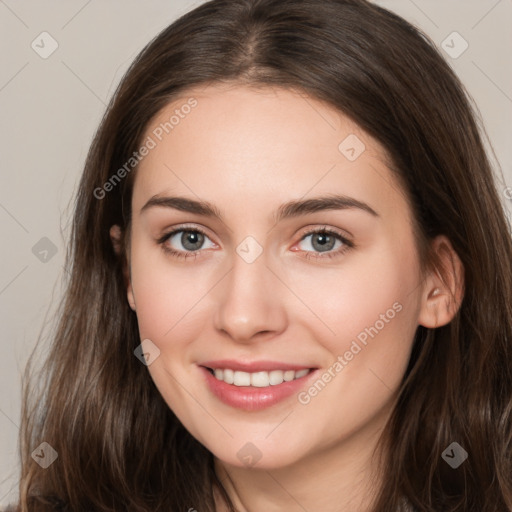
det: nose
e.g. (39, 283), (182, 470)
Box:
(213, 247), (288, 344)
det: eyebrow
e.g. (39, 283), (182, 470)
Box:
(140, 194), (379, 221)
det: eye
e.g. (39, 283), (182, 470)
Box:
(295, 226), (354, 260)
(158, 225), (216, 260)
(157, 224), (354, 261)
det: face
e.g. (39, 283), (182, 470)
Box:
(122, 83), (428, 470)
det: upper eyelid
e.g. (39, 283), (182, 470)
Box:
(298, 225), (352, 239)
(158, 223), (211, 240)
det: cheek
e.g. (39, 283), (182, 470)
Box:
(128, 244), (214, 421)
(129, 240), (213, 343)
(287, 238), (421, 359)
(290, 244), (421, 443)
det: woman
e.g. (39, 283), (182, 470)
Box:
(12, 0), (512, 510)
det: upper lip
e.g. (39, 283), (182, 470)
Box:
(199, 359), (316, 372)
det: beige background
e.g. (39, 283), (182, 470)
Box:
(1, 0), (511, 505)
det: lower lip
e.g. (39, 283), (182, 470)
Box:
(199, 366), (317, 411)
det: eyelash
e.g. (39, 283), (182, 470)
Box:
(157, 224), (354, 261)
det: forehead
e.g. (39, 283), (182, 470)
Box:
(132, 83), (410, 224)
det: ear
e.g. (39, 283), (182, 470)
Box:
(110, 225), (136, 311)
(417, 235), (464, 328)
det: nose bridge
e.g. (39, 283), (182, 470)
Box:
(213, 238), (287, 341)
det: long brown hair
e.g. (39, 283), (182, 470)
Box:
(14, 0), (512, 510)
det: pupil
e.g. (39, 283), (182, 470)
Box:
(182, 231), (203, 250)
(312, 233), (334, 252)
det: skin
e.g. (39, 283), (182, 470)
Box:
(110, 83), (464, 511)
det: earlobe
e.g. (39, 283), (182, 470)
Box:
(110, 225), (136, 311)
(127, 282), (136, 311)
(417, 235), (464, 329)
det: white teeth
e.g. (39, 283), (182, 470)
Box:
(250, 371), (269, 387)
(223, 368), (234, 384)
(210, 368), (312, 387)
(269, 370), (284, 385)
(233, 371), (251, 386)
(283, 370), (295, 382)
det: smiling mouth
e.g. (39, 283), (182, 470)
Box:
(203, 367), (314, 387)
